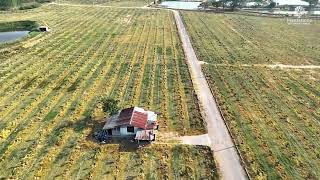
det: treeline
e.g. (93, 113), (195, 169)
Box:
(208, 0), (319, 9)
(0, 21), (39, 32)
(0, 0), (52, 10)
(211, 0), (248, 10)
(0, 0), (22, 9)
(199, 0), (247, 10)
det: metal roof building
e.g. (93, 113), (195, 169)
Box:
(102, 107), (158, 141)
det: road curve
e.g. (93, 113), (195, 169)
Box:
(173, 10), (247, 180)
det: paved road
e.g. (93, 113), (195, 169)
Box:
(173, 10), (247, 180)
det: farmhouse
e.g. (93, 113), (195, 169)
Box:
(102, 107), (158, 141)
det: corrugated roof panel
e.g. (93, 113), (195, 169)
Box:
(130, 111), (148, 129)
(103, 107), (158, 130)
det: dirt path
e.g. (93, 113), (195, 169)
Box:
(173, 10), (248, 180)
(179, 134), (211, 146)
(156, 132), (211, 146)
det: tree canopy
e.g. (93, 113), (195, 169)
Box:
(100, 97), (120, 116)
(303, 0), (319, 7)
(0, 0), (22, 9)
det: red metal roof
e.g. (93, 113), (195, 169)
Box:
(103, 107), (157, 130)
(130, 111), (148, 129)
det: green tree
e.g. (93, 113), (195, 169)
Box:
(210, 0), (244, 10)
(303, 0), (319, 7)
(268, 1), (276, 8)
(0, 0), (22, 9)
(211, 1), (221, 9)
(100, 97), (119, 115)
(230, 0), (245, 10)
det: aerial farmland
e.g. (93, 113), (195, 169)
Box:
(0, 4), (216, 179)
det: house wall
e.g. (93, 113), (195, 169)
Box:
(105, 126), (141, 136)
(111, 129), (121, 136)
(119, 126), (139, 136)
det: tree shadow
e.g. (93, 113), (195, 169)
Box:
(83, 117), (152, 152)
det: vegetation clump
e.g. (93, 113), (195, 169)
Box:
(0, 0), (52, 10)
(0, 0), (21, 10)
(100, 97), (120, 115)
(0, 20), (39, 32)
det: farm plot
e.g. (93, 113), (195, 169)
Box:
(203, 66), (320, 179)
(3, 141), (218, 179)
(56, 0), (149, 7)
(0, 5), (207, 178)
(182, 12), (320, 65)
(181, 11), (320, 179)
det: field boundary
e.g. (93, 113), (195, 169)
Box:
(202, 70), (253, 180)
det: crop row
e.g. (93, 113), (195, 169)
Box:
(182, 11), (320, 65)
(0, 6), (205, 178)
(203, 65), (320, 179)
(57, 0), (148, 7)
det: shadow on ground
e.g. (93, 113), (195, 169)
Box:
(84, 117), (152, 152)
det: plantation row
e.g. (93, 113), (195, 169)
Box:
(100, 144), (217, 180)
(182, 12), (320, 65)
(0, 5), (206, 178)
(5, 142), (218, 179)
(203, 66), (320, 179)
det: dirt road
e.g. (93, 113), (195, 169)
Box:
(173, 10), (248, 180)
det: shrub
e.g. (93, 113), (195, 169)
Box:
(19, 2), (40, 10)
(100, 97), (119, 115)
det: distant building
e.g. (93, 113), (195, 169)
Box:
(39, 26), (49, 32)
(102, 107), (158, 141)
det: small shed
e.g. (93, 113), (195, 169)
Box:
(39, 26), (49, 32)
(102, 107), (158, 141)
